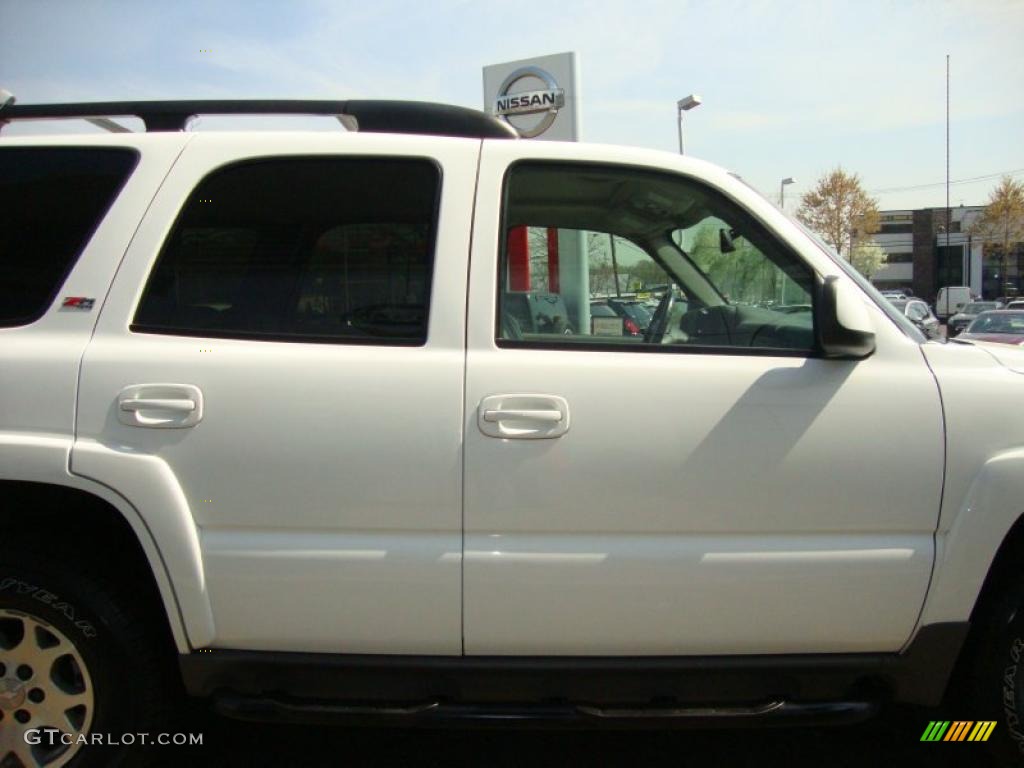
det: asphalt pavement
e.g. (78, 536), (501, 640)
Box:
(151, 705), (993, 768)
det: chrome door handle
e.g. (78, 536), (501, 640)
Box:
(119, 398), (196, 413)
(483, 409), (563, 424)
(117, 384), (204, 428)
(478, 395), (570, 439)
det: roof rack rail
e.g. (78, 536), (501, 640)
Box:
(0, 97), (518, 139)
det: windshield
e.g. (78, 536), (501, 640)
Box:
(963, 302), (997, 314)
(611, 301), (653, 326)
(967, 311), (1024, 334)
(589, 303), (618, 317)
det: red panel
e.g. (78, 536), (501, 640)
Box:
(507, 226), (530, 291)
(547, 228), (560, 293)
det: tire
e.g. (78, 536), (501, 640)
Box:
(962, 577), (1024, 766)
(0, 546), (176, 767)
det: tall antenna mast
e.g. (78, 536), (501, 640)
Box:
(946, 54), (951, 282)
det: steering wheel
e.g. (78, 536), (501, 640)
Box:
(643, 291), (675, 344)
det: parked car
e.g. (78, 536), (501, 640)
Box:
(1005, 300), (1024, 311)
(591, 298), (653, 336)
(889, 298), (942, 339)
(880, 289), (908, 300)
(957, 310), (1024, 346)
(587, 301), (630, 335)
(503, 292), (575, 335)
(947, 301), (1004, 336)
(934, 286), (977, 323)
(7, 96), (1024, 766)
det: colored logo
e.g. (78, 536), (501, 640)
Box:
(921, 720), (996, 742)
(61, 297), (95, 310)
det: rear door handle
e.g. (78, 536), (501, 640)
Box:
(120, 398), (196, 413)
(117, 384), (204, 428)
(478, 395), (570, 439)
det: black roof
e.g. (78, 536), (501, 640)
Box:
(0, 99), (518, 139)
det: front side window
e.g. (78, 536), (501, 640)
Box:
(134, 157), (439, 345)
(497, 162), (816, 353)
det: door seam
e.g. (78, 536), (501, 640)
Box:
(460, 139), (487, 655)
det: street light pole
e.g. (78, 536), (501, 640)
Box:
(779, 177), (795, 209)
(676, 94), (702, 154)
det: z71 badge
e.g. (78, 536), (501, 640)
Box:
(61, 297), (96, 310)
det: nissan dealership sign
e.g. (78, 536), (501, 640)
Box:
(483, 52), (579, 141)
(493, 66), (565, 138)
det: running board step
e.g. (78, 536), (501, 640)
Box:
(214, 694), (877, 728)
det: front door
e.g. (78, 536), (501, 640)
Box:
(463, 147), (944, 656)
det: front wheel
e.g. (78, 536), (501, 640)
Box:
(0, 547), (175, 767)
(961, 577), (1024, 765)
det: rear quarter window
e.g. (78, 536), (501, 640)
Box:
(0, 147), (138, 327)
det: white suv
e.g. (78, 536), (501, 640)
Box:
(3, 98), (1024, 767)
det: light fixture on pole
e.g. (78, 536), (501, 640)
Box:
(676, 94), (702, 155)
(779, 177), (795, 209)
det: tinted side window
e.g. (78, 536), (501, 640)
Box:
(0, 147), (138, 327)
(133, 157), (439, 345)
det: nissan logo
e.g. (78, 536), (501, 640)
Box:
(493, 66), (565, 138)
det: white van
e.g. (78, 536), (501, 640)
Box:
(935, 286), (975, 322)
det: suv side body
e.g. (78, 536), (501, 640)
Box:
(4, 118), (1024, 763)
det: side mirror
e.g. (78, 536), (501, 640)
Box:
(816, 275), (876, 359)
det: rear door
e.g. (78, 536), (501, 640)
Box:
(463, 142), (944, 656)
(74, 133), (477, 653)
(0, 139), (185, 467)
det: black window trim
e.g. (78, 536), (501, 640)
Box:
(0, 146), (140, 329)
(128, 154), (443, 347)
(494, 159), (822, 359)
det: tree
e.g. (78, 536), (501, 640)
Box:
(796, 168), (880, 259)
(850, 240), (886, 280)
(686, 222), (786, 304)
(970, 176), (1024, 296)
(586, 232), (615, 296)
(629, 260), (669, 289)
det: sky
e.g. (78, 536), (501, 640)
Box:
(2, 0), (1022, 212)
